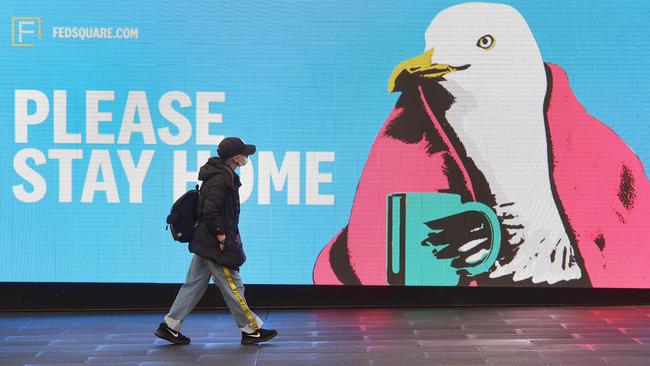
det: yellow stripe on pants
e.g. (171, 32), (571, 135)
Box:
(223, 267), (259, 332)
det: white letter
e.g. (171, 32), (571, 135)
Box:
(15, 90), (49, 143)
(86, 91), (115, 144)
(118, 91), (157, 144)
(158, 91), (192, 145)
(173, 150), (212, 201)
(306, 152), (335, 205)
(53, 90), (81, 144)
(195, 92), (224, 145)
(13, 148), (47, 202)
(258, 151), (300, 205)
(118, 150), (154, 203)
(48, 149), (83, 203)
(81, 150), (119, 203)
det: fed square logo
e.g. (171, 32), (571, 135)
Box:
(12, 17), (42, 47)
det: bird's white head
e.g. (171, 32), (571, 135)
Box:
(389, 2), (546, 110)
(425, 2), (545, 103)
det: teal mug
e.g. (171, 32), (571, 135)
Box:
(387, 192), (501, 286)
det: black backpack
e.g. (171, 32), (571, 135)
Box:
(166, 185), (202, 243)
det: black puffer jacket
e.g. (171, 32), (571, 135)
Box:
(189, 157), (246, 269)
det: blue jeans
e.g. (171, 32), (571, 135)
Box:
(164, 254), (263, 334)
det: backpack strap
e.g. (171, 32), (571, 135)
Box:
(195, 174), (215, 223)
(195, 183), (204, 224)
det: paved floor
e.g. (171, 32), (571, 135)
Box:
(1, 306), (650, 366)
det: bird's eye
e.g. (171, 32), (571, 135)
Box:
(476, 35), (495, 50)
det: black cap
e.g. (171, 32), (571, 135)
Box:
(217, 137), (256, 160)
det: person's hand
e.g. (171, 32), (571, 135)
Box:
(217, 234), (226, 251)
(421, 211), (494, 274)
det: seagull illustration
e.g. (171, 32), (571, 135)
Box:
(313, 2), (650, 287)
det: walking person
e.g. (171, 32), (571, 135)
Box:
(155, 137), (277, 345)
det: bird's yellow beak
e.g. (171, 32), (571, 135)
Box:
(387, 49), (468, 93)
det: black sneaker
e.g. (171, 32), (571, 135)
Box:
(155, 322), (190, 345)
(241, 328), (278, 344)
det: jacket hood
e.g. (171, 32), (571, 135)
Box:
(198, 157), (241, 188)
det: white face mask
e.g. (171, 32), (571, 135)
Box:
(235, 155), (248, 167)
